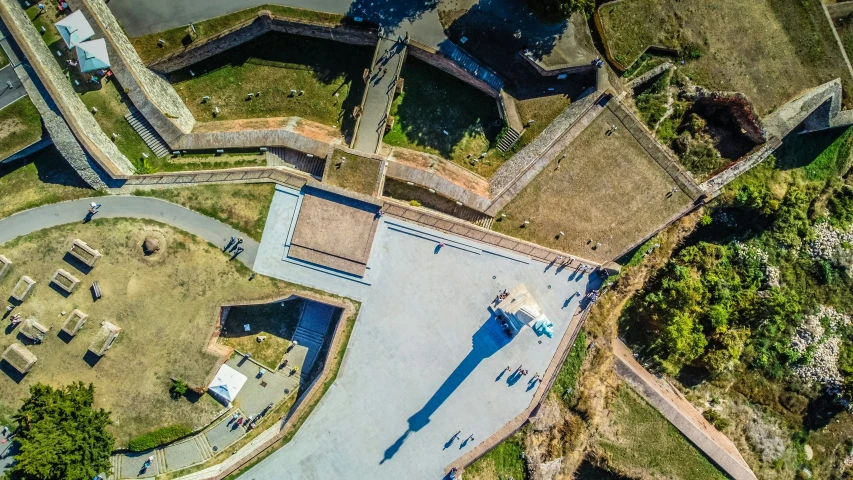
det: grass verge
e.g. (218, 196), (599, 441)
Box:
(133, 183), (275, 241)
(128, 424), (193, 451)
(0, 96), (42, 161)
(464, 432), (527, 480)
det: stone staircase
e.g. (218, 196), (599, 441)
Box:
(109, 454), (121, 480)
(124, 108), (170, 157)
(443, 43), (504, 92)
(497, 127), (521, 152)
(452, 207), (494, 229)
(193, 434), (214, 461)
(266, 147), (325, 178)
(290, 301), (336, 381)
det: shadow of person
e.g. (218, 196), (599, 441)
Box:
(506, 370), (522, 386)
(380, 311), (511, 464)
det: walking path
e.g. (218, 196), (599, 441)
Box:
(0, 196), (259, 266)
(352, 37), (406, 154)
(613, 339), (758, 480)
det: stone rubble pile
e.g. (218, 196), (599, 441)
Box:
(807, 222), (853, 262)
(791, 306), (851, 388)
(733, 241), (779, 288)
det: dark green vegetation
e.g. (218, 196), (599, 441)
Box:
(621, 126), (853, 477)
(464, 432), (527, 480)
(169, 32), (369, 135)
(634, 69), (671, 128)
(128, 424), (193, 452)
(597, 386), (727, 479)
(0, 148), (99, 220)
(130, 5), (344, 64)
(384, 58), (503, 176)
(526, 0), (594, 22)
(8, 383), (113, 480)
(0, 97), (42, 161)
(553, 331), (587, 405)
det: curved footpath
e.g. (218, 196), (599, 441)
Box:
(0, 196), (259, 265)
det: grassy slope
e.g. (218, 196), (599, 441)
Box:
(597, 386), (727, 480)
(0, 96), (43, 160)
(324, 150), (381, 196)
(598, 0), (853, 115)
(384, 58), (502, 177)
(464, 433), (527, 480)
(133, 183), (275, 241)
(0, 148), (99, 220)
(130, 6), (344, 64)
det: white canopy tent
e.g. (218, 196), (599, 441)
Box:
(74, 39), (110, 73)
(54, 11), (94, 48)
(207, 364), (248, 406)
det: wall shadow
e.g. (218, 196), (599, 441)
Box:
(345, 0), (439, 32)
(380, 311), (511, 464)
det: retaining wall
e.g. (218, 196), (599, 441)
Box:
(406, 41), (499, 98)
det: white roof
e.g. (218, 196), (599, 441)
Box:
(55, 11), (94, 48)
(208, 364), (247, 405)
(74, 39), (110, 73)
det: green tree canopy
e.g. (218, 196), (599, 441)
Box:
(10, 383), (114, 480)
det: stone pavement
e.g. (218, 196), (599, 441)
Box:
(352, 36), (406, 154)
(242, 185), (601, 479)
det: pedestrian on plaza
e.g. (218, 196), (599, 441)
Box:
(383, 67), (388, 76)
(467, 434), (474, 441)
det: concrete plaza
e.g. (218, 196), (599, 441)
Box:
(248, 185), (600, 478)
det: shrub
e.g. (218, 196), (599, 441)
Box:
(128, 424), (193, 451)
(702, 409), (730, 431)
(170, 379), (188, 399)
(409, 199), (422, 207)
(680, 42), (705, 60)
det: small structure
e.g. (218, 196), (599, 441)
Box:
(51, 268), (81, 293)
(0, 255), (11, 281)
(10, 275), (35, 302)
(61, 309), (89, 337)
(2, 343), (37, 375)
(88, 321), (121, 356)
(74, 39), (110, 73)
(19, 318), (50, 344)
(207, 364), (248, 406)
(91, 281), (103, 300)
(54, 10), (94, 48)
(495, 284), (554, 337)
(68, 239), (102, 267)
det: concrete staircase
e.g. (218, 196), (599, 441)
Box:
(443, 43), (504, 92)
(290, 301), (336, 381)
(497, 127), (521, 152)
(193, 434), (214, 461)
(266, 147), (325, 178)
(453, 207), (494, 229)
(124, 108), (170, 157)
(108, 454), (121, 480)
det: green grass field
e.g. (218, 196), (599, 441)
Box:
(0, 96), (42, 161)
(597, 386), (727, 480)
(324, 150), (382, 196)
(168, 32), (369, 135)
(383, 58), (502, 176)
(464, 433), (527, 480)
(598, 0), (853, 115)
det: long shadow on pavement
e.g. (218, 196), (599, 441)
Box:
(380, 311), (511, 464)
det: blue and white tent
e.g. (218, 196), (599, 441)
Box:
(74, 38), (110, 73)
(54, 11), (94, 48)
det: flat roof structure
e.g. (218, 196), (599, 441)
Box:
(2, 343), (37, 374)
(288, 187), (380, 276)
(61, 309), (89, 337)
(88, 321), (121, 356)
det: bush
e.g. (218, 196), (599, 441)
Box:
(170, 379), (188, 399)
(702, 409), (730, 431)
(409, 199), (422, 207)
(128, 424), (193, 451)
(680, 42), (705, 60)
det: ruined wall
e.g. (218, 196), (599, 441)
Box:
(78, 0), (195, 142)
(0, 0), (134, 176)
(682, 86), (766, 144)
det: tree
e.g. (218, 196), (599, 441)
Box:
(526, 0), (594, 21)
(10, 383), (114, 480)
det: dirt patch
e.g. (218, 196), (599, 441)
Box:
(390, 147), (491, 197)
(0, 117), (24, 139)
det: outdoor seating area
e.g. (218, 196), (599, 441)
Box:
(60, 309), (89, 337)
(68, 239), (102, 267)
(1, 343), (37, 375)
(88, 321), (121, 356)
(10, 276), (35, 302)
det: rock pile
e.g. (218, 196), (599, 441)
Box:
(733, 241), (779, 288)
(791, 306), (851, 388)
(807, 222), (853, 262)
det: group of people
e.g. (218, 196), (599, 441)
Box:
(224, 236), (245, 256)
(229, 402), (274, 432)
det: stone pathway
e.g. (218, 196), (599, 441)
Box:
(352, 37), (406, 154)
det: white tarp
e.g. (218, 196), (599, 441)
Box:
(208, 364), (247, 405)
(74, 39), (110, 73)
(55, 11), (94, 48)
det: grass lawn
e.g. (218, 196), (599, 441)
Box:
(324, 149), (382, 196)
(0, 219), (342, 446)
(218, 299), (304, 369)
(596, 385), (727, 479)
(0, 47), (8, 69)
(0, 147), (100, 220)
(160, 152), (268, 172)
(493, 109), (693, 263)
(512, 94), (572, 153)
(598, 0), (853, 115)
(168, 32), (369, 135)
(133, 183), (275, 241)
(383, 58), (503, 177)
(0, 96), (42, 161)
(130, 5), (344, 64)
(464, 432), (527, 480)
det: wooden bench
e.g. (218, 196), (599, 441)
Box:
(92, 281), (102, 300)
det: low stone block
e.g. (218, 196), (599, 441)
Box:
(61, 309), (89, 337)
(10, 276), (35, 302)
(69, 239), (102, 267)
(51, 269), (80, 293)
(0, 255), (11, 281)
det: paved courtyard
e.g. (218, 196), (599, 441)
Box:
(248, 185), (600, 478)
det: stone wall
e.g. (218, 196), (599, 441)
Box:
(174, 125), (332, 158)
(149, 13), (377, 74)
(764, 79), (851, 139)
(406, 42), (499, 98)
(681, 86), (765, 144)
(77, 0), (195, 143)
(385, 161), (492, 212)
(0, 0), (134, 178)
